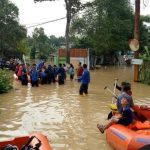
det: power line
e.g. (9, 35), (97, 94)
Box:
(26, 17), (66, 28)
(25, 9), (86, 29)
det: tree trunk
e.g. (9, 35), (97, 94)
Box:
(65, 17), (71, 64)
(65, 0), (71, 64)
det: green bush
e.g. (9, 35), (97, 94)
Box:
(142, 67), (150, 85)
(0, 69), (13, 94)
(139, 59), (150, 85)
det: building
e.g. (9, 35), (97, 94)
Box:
(58, 48), (89, 69)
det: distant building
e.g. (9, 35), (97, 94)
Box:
(58, 48), (90, 69)
(143, 22), (150, 32)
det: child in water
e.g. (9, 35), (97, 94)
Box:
(97, 97), (134, 133)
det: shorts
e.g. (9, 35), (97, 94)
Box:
(111, 116), (119, 122)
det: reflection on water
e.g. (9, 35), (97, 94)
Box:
(0, 66), (150, 150)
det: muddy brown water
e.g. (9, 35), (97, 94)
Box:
(0, 66), (150, 150)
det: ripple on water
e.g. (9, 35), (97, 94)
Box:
(0, 130), (27, 141)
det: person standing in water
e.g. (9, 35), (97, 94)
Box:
(57, 63), (65, 85)
(79, 64), (90, 95)
(30, 64), (39, 87)
(69, 63), (75, 81)
(77, 62), (83, 82)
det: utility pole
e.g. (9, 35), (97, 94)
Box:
(134, 0), (140, 82)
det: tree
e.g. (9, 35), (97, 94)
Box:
(31, 27), (51, 59)
(139, 15), (150, 54)
(28, 28), (66, 60)
(0, 0), (27, 58)
(71, 0), (134, 54)
(48, 35), (65, 53)
(49, 35), (65, 48)
(16, 39), (30, 55)
(30, 46), (36, 59)
(34, 0), (83, 63)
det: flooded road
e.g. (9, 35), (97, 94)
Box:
(0, 66), (150, 150)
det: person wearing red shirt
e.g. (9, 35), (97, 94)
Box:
(77, 62), (83, 82)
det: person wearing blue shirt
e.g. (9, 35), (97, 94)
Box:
(97, 97), (134, 134)
(79, 64), (90, 95)
(39, 67), (47, 84)
(57, 63), (65, 85)
(107, 82), (134, 120)
(30, 64), (39, 87)
(37, 60), (45, 71)
(117, 84), (134, 113)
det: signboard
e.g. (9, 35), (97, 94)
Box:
(129, 39), (139, 51)
(131, 59), (143, 65)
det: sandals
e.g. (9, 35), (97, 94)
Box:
(97, 124), (105, 134)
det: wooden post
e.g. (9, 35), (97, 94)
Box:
(134, 0), (140, 82)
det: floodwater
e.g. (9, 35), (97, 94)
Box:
(0, 66), (150, 150)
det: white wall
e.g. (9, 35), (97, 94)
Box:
(70, 56), (89, 70)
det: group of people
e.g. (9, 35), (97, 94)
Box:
(0, 58), (21, 70)
(13, 59), (146, 133)
(97, 81), (143, 134)
(15, 62), (58, 86)
(14, 61), (90, 95)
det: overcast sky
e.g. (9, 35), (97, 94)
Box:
(10, 0), (150, 37)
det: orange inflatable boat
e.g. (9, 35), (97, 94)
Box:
(133, 104), (150, 121)
(106, 124), (150, 150)
(0, 132), (52, 150)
